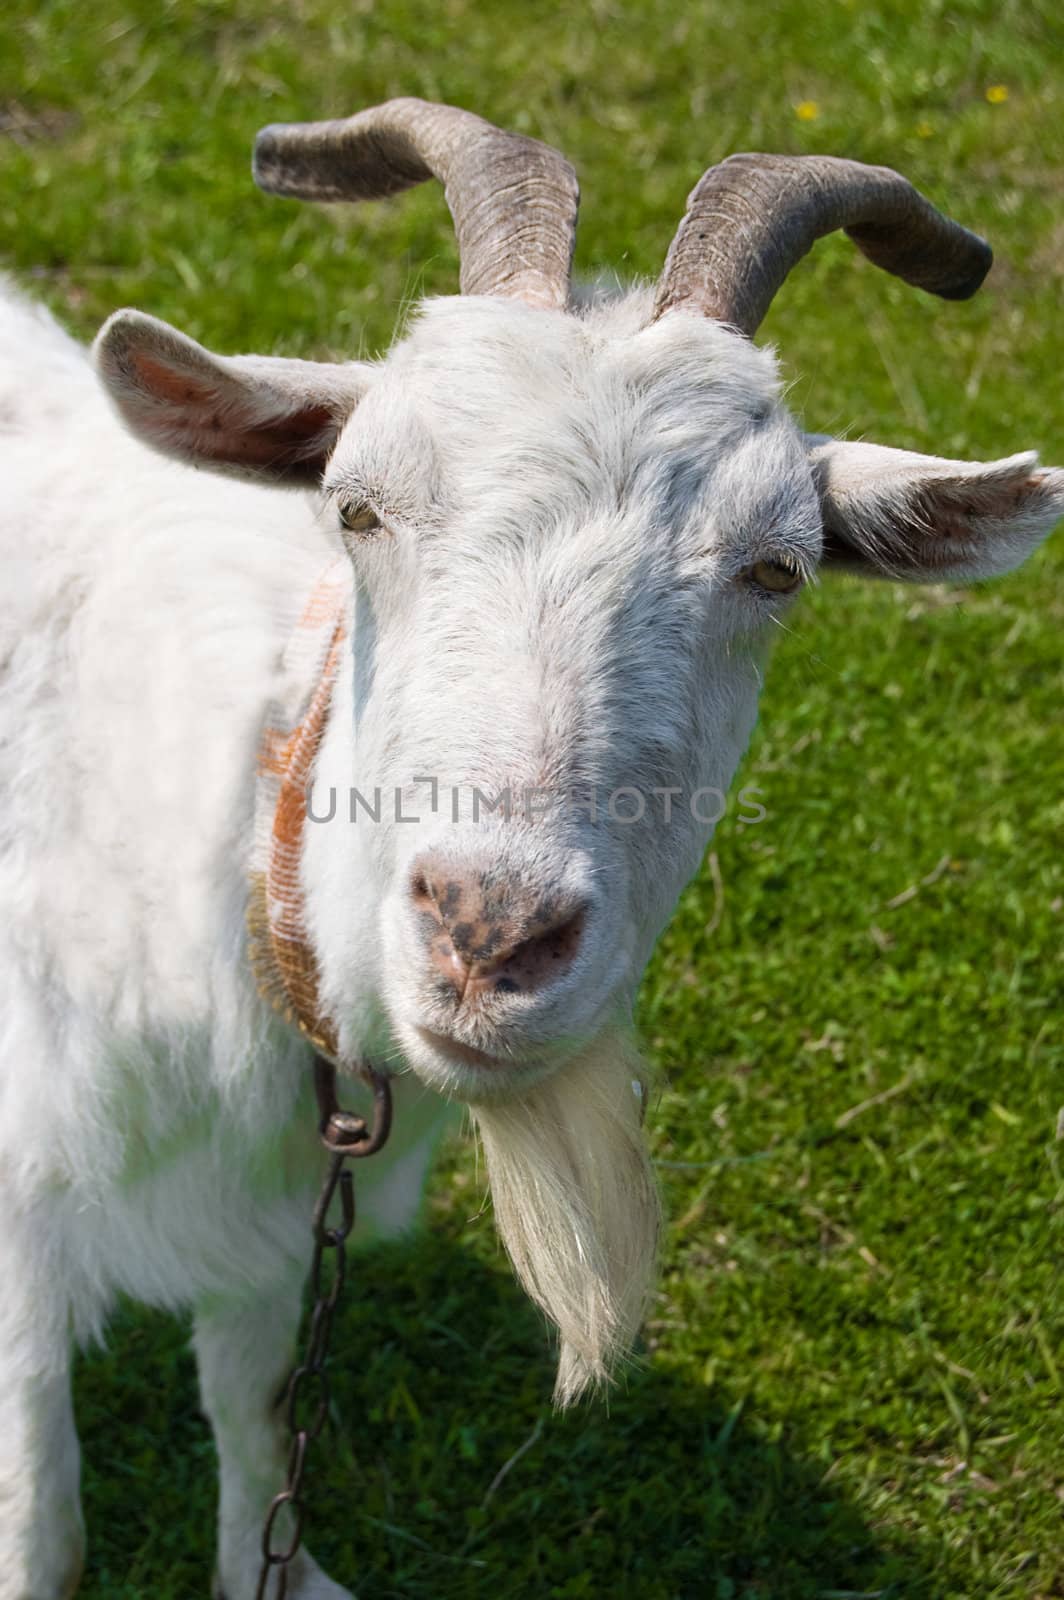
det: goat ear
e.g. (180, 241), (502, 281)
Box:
(808, 438), (1064, 582)
(93, 310), (370, 484)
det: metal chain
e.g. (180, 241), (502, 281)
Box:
(255, 1057), (393, 1600)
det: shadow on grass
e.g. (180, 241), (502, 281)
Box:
(75, 1233), (939, 1600)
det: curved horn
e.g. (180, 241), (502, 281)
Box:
(253, 97), (579, 311)
(653, 153), (992, 336)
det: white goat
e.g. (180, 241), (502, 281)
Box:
(1, 99), (1061, 1600)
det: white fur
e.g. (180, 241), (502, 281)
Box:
(1, 271), (1060, 1598)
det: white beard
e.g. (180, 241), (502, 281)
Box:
(471, 1032), (661, 1405)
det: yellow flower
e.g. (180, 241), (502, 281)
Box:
(795, 100), (820, 121)
(985, 84), (1009, 104)
(916, 119), (935, 138)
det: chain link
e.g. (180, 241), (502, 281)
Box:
(255, 1057), (393, 1600)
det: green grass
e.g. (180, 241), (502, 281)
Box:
(3, 1), (1063, 1596)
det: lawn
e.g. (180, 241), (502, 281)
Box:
(2, 1), (1062, 1596)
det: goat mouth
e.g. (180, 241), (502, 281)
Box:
(414, 1026), (514, 1072)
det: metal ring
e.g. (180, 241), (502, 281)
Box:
(314, 1056), (393, 1157)
(261, 1489), (306, 1565)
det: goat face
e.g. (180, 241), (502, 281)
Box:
(324, 294), (817, 1101)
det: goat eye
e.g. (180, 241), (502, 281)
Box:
(746, 557), (803, 594)
(338, 499), (382, 537)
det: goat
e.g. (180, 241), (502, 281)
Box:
(1, 98), (1060, 1600)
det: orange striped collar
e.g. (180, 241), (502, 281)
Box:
(248, 561), (349, 1061)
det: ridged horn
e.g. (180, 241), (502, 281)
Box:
(654, 153), (992, 335)
(253, 96), (579, 311)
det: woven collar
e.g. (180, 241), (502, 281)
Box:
(248, 561), (349, 1062)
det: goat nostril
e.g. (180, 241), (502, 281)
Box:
(479, 906), (586, 995)
(411, 870), (437, 919)
(535, 910), (583, 964)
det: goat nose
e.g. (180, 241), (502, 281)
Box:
(410, 861), (586, 1002)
